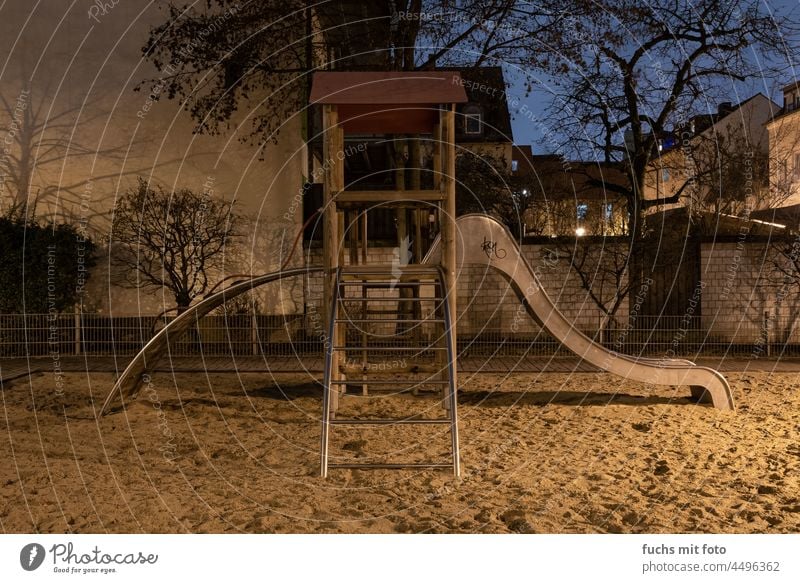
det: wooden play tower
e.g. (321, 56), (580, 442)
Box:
(310, 71), (467, 476)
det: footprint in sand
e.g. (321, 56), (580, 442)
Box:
(653, 460), (670, 476)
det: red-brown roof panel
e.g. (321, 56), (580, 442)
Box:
(310, 71), (468, 105)
(337, 105), (439, 134)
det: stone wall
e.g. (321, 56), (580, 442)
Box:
(700, 240), (800, 345)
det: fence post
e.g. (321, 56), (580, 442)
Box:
(74, 308), (81, 356)
(251, 313), (258, 356)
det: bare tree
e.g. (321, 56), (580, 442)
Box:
(455, 150), (534, 235)
(532, 0), (796, 330)
(0, 76), (139, 223)
(566, 237), (632, 327)
(542, 0), (793, 238)
(766, 230), (800, 343)
(111, 178), (239, 311)
(648, 99), (797, 219)
(686, 130), (774, 217)
(539, 193), (636, 335)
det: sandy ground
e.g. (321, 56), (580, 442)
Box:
(1, 369), (798, 533)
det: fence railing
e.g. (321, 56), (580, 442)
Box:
(0, 313), (797, 359)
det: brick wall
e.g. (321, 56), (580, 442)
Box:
(700, 240), (800, 345)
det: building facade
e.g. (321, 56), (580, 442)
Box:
(645, 94), (779, 215)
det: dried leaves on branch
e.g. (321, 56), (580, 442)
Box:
(140, 1), (553, 146)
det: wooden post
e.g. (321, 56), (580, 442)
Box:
(431, 122), (444, 377)
(440, 106), (457, 396)
(322, 105), (338, 332)
(74, 307), (81, 356)
(251, 313), (259, 356)
(323, 105), (344, 412)
(764, 310), (771, 357)
(432, 123), (442, 239)
(360, 210), (368, 263)
(393, 138), (411, 336)
(348, 210), (358, 266)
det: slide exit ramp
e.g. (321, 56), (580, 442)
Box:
(425, 214), (734, 411)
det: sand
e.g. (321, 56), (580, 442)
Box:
(1, 369), (798, 533)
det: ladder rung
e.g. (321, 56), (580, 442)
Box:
(355, 309), (434, 315)
(335, 318), (443, 323)
(333, 346), (447, 351)
(327, 463), (453, 470)
(329, 379), (449, 385)
(340, 276), (439, 284)
(339, 282), (436, 287)
(339, 297), (443, 302)
(329, 418), (450, 425)
(340, 364), (443, 374)
(334, 189), (447, 204)
(342, 263), (440, 274)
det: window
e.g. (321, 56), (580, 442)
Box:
(511, 159), (519, 172)
(604, 203), (614, 223)
(788, 92), (800, 112)
(464, 113), (482, 135)
(662, 168), (670, 182)
(794, 153), (800, 179)
(576, 203), (589, 221)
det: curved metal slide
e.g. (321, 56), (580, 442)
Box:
(99, 267), (322, 416)
(425, 214), (734, 411)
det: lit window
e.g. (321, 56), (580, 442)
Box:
(662, 168), (670, 182)
(604, 203), (613, 222)
(577, 203), (589, 221)
(465, 113), (482, 135)
(511, 159), (519, 172)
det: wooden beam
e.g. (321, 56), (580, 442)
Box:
(323, 105), (344, 412)
(440, 106), (457, 406)
(334, 190), (446, 203)
(322, 104), (338, 329)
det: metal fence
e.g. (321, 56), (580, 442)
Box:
(0, 312), (797, 359)
(459, 313), (799, 358)
(0, 313), (318, 358)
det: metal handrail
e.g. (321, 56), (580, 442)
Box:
(436, 265), (461, 478)
(320, 267), (342, 478)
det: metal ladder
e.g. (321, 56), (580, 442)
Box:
(320, 265), (460, 477)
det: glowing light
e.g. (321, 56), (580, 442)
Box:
(575, 227), (586, 236)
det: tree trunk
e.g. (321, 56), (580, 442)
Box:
(175, 291), (192, 314)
